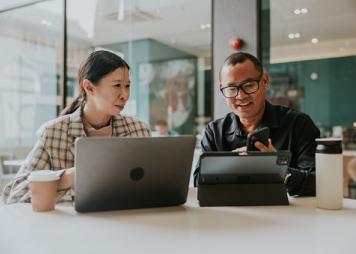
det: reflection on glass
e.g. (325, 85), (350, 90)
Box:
(67, 0), (211, 134)
(265, 0), (356, 138)
(0, 0), (62, 149)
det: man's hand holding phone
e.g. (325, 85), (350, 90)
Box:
(232, 127), (277, 154)
(254, 138), (277, 152)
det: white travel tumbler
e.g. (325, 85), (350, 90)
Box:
(315, 138), (343, 209)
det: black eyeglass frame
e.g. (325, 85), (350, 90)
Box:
(220, 74), (263, 98)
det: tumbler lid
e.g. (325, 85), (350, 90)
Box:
(315, 138), (342, 154)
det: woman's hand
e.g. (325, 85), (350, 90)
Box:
(58, 167), (76, 191)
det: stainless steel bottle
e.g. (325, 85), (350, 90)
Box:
(315, 138), (343, 209)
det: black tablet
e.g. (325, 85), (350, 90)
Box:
(199, 151), (291, 185)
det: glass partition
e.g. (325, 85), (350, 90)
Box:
(264, 0), (356, 145)
(0, 0), (63, 184)
(0, 0), (212, 188)
(66, 0), (212, 135)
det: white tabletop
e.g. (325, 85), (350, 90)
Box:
(1, 189), (356, 254)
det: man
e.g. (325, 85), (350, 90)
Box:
(194, 52), (320, 196)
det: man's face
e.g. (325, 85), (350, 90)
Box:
(220, 60), (268, 120)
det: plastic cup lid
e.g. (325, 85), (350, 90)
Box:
(28, 170), (60, 182)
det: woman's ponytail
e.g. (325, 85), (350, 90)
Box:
(60, 95), (84, 116)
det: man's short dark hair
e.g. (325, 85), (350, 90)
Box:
(219, 52), (263, 82)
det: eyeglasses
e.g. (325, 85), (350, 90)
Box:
(220, 78), (261, 98)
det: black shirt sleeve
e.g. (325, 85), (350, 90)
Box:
(286, 114), (320, 196)
(193, 123), (215, 187)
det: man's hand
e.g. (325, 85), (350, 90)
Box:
(232, 146), (247, 155)
(254, 139), (277, 152)
(232, 139), (277, 154)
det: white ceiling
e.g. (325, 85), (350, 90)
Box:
(92, 0), (356, 62)
(93, 0), (212, 57)
(271, 0), (356, 46)
(270, 0), (356, 63)
(1, 0), (356, 63)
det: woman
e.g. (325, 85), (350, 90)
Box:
(2, 50), (151, 204)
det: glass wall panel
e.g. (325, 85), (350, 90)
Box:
(0, 0), (63, 183)
(67, 0), (212, 135)
(0, 0), (212, 188)
(264, 0), (356, 144)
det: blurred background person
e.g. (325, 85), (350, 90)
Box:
(154, 119), (179, 136)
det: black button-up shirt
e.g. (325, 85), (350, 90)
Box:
(194, 101), (320, 196)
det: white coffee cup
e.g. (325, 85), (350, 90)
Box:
(28, 170), (61, 212)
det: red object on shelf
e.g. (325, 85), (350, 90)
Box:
(229, 37), (244, 50)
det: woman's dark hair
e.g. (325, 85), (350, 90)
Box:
(219, 52), (263, 82)
(60, 50), (130, 116)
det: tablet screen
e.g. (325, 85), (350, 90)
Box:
(199, 151), (290, 184)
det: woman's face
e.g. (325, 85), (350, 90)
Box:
(88, 67), (130, 116)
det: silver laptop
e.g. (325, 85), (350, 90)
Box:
(74, 136), (196, 212)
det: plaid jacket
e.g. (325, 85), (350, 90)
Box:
(2, 108), (151, 204)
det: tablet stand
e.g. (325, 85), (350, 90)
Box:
(198, 183), (289, 206)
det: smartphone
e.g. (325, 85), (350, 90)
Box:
(246, 126), (270, 151)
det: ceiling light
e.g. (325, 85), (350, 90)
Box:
(41, 19), (52, 26)
(294, 8), (308, 15)
(200, 23), (211, 30)
(301, 8), (308, 14)
(311, 38), (319, 44)
(288, 33), (301, 39)
(294, 9), (301, 15)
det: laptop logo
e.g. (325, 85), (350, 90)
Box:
(130, 167), (144, 181)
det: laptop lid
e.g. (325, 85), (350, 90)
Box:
(74, 136), (196, 212)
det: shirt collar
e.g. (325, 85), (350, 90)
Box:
(224, 113), (245, 136)
(260, 100), (280, 129)
(68, 107), (86, 138)
(67, 106), (132, 138)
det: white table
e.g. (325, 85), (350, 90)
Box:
(1, 189), (356, 254)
